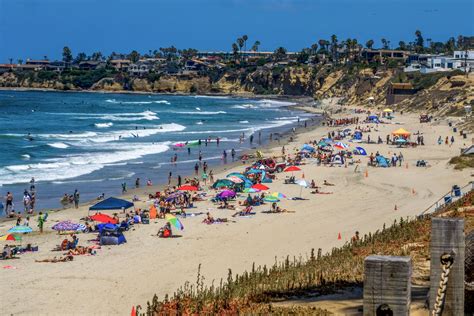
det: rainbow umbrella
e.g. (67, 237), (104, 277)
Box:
(8, 225), (33, 234)
(271, 192), (287, 199)
(0, 234), (22, 241)
(264, 196), (280, 203)
(165, 214), (184, 231)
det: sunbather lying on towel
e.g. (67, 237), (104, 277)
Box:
(66, 246), (96, 256)
(202, 212), (228, 224)
(323, 180), (335, 186)
(232, 206), (253, 217)
(310, 188), (333, 194)
(35, 255), (74, 263)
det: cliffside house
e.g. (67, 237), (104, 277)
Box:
(184, 59), (209, 72)
(404, 50), (474, 73)
(110, 59), (131, 71)
(129, 61), (151, 76)
(46, 61), (66, 72)
(386, 82), (418, 105)
(25, 59), (50, 70)
(79, 60), (106, 71)
(361, 49), (409, 63)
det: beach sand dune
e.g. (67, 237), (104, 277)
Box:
(0, 106), (470, 315)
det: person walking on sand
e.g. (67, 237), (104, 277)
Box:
(194, 163), (199, 176)
(38, 212), (44, 233)
(445, 136), (449, 145)
(73, 189), (80, 208)
(438, 136), (442, 145)
(5, 192), (13, 216)
(135, 178), (140, 188)
(450, 136), (454, 145)
(209, 170), (214, 183)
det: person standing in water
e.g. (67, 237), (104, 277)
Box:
(73, 189), (80, 209)
(231, 148), (236, 161)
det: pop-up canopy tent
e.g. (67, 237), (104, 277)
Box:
(392, 128), (411, 138)
(89, 197), (134, 212)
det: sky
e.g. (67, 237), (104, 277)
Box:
(0, 0), (473, 62)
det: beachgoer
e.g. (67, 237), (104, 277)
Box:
(231, 148), (236, 161)
(38, 212), (44, 233)
(73, 189), (80, 209)
(250, 135), (254, 144)
(122, 182), (127, 193)
(194, 163), (199, 175)
(135, 178), (140, 188)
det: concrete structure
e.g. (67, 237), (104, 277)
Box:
(405, 50), (474, 73)
(386, 82), (417, 105)
(429, 218), (464, 315)
(363, 255), (412, 316)
(128, 61), (151, 76)
(361, 49), (410, 63)
(110, 59), (131, 71)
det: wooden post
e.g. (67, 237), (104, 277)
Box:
(429, 218), (465, 315)
(363, 255), (412, 315)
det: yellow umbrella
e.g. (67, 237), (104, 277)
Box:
(383, 108), (393, 112)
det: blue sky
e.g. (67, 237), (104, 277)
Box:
(0, 0), (472, 62)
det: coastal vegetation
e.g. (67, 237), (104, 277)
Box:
(137, 192), (474, 315)
(1, 32), (472, 115)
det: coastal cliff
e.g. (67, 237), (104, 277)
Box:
(1, 65), (471, 117)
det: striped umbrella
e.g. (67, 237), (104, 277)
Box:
(333, 142), (349, 150)
(0, 234), (22, 241)
(52, 221), (82, 232)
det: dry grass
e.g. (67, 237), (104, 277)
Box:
(137, 192), (473, 315)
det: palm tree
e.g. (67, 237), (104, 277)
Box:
(242, 35), (248, 52)
(251, 41), (261, 52)
(232, 43), (239, 60)
(381, 38), (389, 49)
(330, 34), (338, 64)
(310, 43), (318, 55)
(365, 39), (374, 50)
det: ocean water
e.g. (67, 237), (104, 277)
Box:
(0, 91), (317, 212)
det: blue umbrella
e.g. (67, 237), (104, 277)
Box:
(395, 138), (407, 144)
(8, 225), (33, 234)
(355, 146), (367, 156)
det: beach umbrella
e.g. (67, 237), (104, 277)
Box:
(227, 172), (245, 178)
(8, 225), (32, 234)
(392, 128), (411, 138)
(227, 176), (244, 183)
(0, 234), (22, 241)
(355, 146), (367, 156)
(218, 190), (236, 199)
(252, 183), (269, 191)
(90, 213), (118, 224)
(243, 188), (260, 193)
(395, 138), (407, 145)
(52, 221), (82, 232)
(284, 166), (301, 172)
(174, 143), (185, 148)
(212, 179), (234, 189)
(271, 192), (287, 199)
(246, 169), (263, 174)
(264, 196), (280, 203)
(318, 140), (329, 147)
(178, 185), (198, 191)
(383, 108), (393, 112)
(296, 179), (308, 198)
(333, 142), (349, 150)
(165, 214), (184, 231)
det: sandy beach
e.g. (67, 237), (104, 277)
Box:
(0, 103), (470, 315)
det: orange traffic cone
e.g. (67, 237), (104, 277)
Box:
(412, 188), (416, 195)
(365, 170), (368, 178)
(338, 232), (342, 240)
(131, 306), (136, 316)
(394, 205), (398, 211)
(405, 163), (408, 169)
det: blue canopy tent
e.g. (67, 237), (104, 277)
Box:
(98, 223), (127, 245)
(301, 144), (315, 152)
(354, 146), (367, 156)
(368, 115), (379, 123)
(89, 197), (134, 212)
(376, 155), (389, 168)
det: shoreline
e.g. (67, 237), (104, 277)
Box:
(0, 98), (324, 223)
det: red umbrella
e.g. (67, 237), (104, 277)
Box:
(284, 166), (301, 172)
(178, 185), (198, 191)
(252, 183), (269, 191)
(90, 213), (118, 224)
